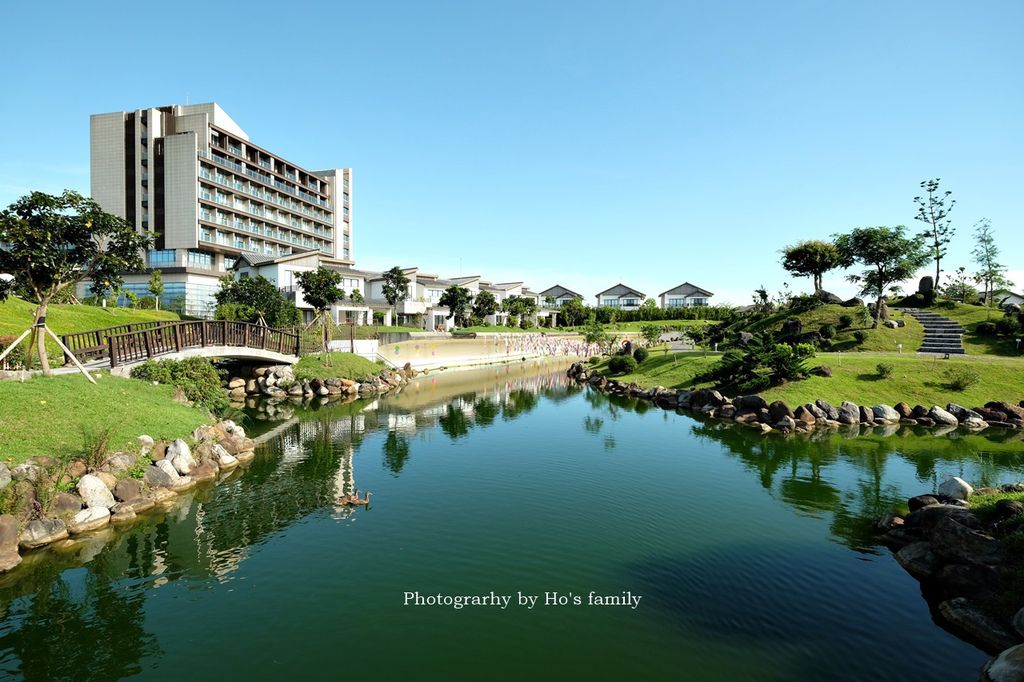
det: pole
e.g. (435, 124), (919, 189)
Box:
(45, 326), (97, 384)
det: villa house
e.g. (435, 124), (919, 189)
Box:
(365, 268), (455, 330)
(659, 282), (714, 308)
(538, 285), (584, 309)
(595, 284), (646, 310)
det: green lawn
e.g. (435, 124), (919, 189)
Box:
(0, 297), (181, 366)
(734, 304), (926, 353)
(593, 350), (1024, 408)
(294, 352), (384, 381)
(917, 302), (1021, 356)
(0, 373), (210, 464)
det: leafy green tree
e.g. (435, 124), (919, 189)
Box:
(834, 226), (931, 328)
(559, 297), (588, 326)
(638, 298), (660, 321)
(781, 240), (841, 293)
(381, 266), (410, 324)
(214, 275), (300, 328)
(296, 267), (345, 354)
(472, 290), (498, 320)
(502, 295), (537, 324)
(0, 190), (151, 374)
(913, 178), (956, 290)
(148, 269), (164, 310)
(971, 218), (1012, 308)
(640, 323), (662, 347)
(439, 285), (473, 326)
(582, 315), (617, 353)
(349, 289), (364, 305)
(944, 267), (978, 304)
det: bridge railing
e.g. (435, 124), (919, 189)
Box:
(61, 321), (167, 364)
(106, 320), (300, 367)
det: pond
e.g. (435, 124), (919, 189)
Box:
(2, 360), (1022, 680)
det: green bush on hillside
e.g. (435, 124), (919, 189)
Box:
(876, 362), (894, 379)
(853, 330), (868, 344)
(131, 357), (227, 414)
(977, 321), (998, 336)
(819, 324), (836, 340)
(996, 318), (1021, 336)
(608, 355), (638, 375)
(633, 346), (649, 363)
(838, 314), (853, 329)
(944, 367), (981, 392)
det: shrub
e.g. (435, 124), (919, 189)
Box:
(995, 317), (1022, 336)
(853, 330), (868, 344)
(81, 427), (111, 470)
(633, 346), (649, 363)
(876, 362), (894, 379)
(0, 336), (26, 370)
(587, 356), (601, 365)
(838, 314), (854, 329)
(519, 318), (534, 330)
(131, 357), (228, 414)
(944, 367), (981, 392)
(136, 296), (157, 310)
(608, 355), (638, 375)
(976, 321), (998, 336)
(819, 324), (836, 340)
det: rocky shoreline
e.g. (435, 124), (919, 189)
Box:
(221, 362), (416, 408)
(878, 478), (1024, 681)
(1, 419), (257, 576)
(565, 362), (1024, 435)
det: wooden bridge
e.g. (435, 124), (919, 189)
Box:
(61, 320), (301, 369)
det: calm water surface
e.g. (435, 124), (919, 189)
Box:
(2, 361), (1023, 680)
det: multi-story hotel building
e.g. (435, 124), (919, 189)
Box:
(88, 102), (352, 317)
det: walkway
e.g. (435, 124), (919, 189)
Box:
(903, 309), (966, 354)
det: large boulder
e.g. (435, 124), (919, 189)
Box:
(981, 644), (1024, 682)
(0, 463), (11, 491)
(18, 518), (68, 550)
(167, 439), (196, 475)
(816, 290), (843, 305)
(917, 276), (934, 295)
(144, 461), (180, 488)
(780, 318), (802, 337)
(815, 399), (839, 420)
(907, 494), (940, 512)
(52, 492), (84, 515)
(858, 405), (875, 424)
(938, 563), (1001, 600)
(929, 406), (959, 426)
(939, 598), (1018, 652)
(768, 400), (794, 423)
(837, 401), (860, 425)
(904, 504), (980, 533)
(735, 395), (768, 411)
(895, 541), (938, 579)
(0, 515), (21, 573)
(946, 403), (983, 422)
(113, 479), (143, 503)
(930, 516), (1002, 565)
(793, 405), (816, 425)
(938, 476), (974, 500)
(77, 474), (115, 509)
(872, 405), (901, 423)
(68, 507), (111, 535)
(986, 401), (1024, 421)
(841, 297), (865, 308)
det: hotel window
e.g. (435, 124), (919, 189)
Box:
(223, 257), (237, 271)
(188, 251), (213, 268)
(148, 249), (176, 266)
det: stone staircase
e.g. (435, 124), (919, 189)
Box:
(903, 309), (966, 354)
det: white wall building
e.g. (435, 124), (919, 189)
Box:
(659, 282), (714, 308)
(595, 284), (645, 310)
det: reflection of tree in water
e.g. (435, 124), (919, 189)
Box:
(439, 404), (472, 440)
(502, 389), (539, 421)
(584, 416), (604, 434)
(473, 397), (499, 426)
(383, 432), (410, 475)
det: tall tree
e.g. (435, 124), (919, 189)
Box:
(834, 226), (931, 328)
(439, 285), (473, 326)
(913, 178), (956, 290)
(296, 267), (345, 354)
(148, 269), (164, 310)
(472, 290), (498, 320)
(502, 295), (537, 325)
(381, 266), (410, 325)
(971, 218), (1011, 307)
(780, 240), (841, 293)
(214, 275), (300, 328)
(559, 298), (588, 326)
(0, 190), (151, 374)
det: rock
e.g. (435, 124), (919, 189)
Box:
(911, 405), (929, 419)
(105, 453), (136, 474)
(904, 504), (981, 533)
(816, 290), (843, 304)
(946, 403), (983, 421)
(781, 318), (802, 337)
(52, 492), (84, 515)
(167, 439), (196, 475)
(735, 395), (768, 411)
(11, 463), (41, 483)
(938, 563), (1001, 600)
(0, 515), (22, 573)
(1001, 483), (1024, 493)
(809, 365), (832, 377)
(870, 405), (899, 423)
(976, 407), (1009, 423)
(981, 643), (1024, 682)
(876, 513), (904, 531)
(804, 403), (828, 420)
(144, 462), (179, 488)
(94, 471), (117, 490)
(737, 332), (754, 347)
(815, 399), (839, 420)
(939, 598), (1018, 652)
(18, 518), (68, 550)
(191, 461), (218, 482)
(837, 401), (860, 425)
(113, 479), (143, 503)
(987, 401), (1024, 421)
(930, 516), (1002, 565)
(841, 297), (864, 308)
(938, 476), (974, 500)
(211, 444), (239, 469)
(717, 404), (736, 419)
(137, 435), (155, 455)
(0, 464), (11, 491)
(235, 450), (256, 464)
(110, 508), (137, 524)
(908, 494), (940, 512)
(962, 417), (989, 431)
(929, 406), (959, 426)
(895, 541), (938, 579)
(170, 476), (196, 493)
(793, 405), (816, 425)
(774, 415), (797, 430)
(883, 319), (899, 329)
(768, 400), (794, 422)
(68, 507), (110, 535)
(121, 496), (155, 514)
(858, 405), (875, 424)
(227, 377), (245, 389)
(77, 474), (116, 509)
(150, 441), (167, 462)
(995, 499), (1024, 519)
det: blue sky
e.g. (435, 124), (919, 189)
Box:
(1, 0), (1021, 304)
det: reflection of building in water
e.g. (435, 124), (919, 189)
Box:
(333, 443), (355, 499)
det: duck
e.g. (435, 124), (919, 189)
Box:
(337, 489), (373, 506)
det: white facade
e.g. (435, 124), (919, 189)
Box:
(595, 284), (645, 310)
(658, 282), (714, 308)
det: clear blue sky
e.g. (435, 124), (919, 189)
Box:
(1, 0), (1021, 304)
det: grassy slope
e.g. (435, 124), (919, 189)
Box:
(0, 297), (181, 366)
(0, 374), (210, 464)
(594, 351), (1024, 407)
(294, 352), (383, 381)
(737, 304), (926, 353)
(919, 302), (1020, 356)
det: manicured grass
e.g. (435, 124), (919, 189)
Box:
(593, 350), (1024, 407)
(736, 304), (926, 353)
(0, 373), (210, 464)
(294, 352), (384, 381)
(0, 296), (181, 367)
(918, 302), (1021, 356)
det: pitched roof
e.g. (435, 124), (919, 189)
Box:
(658, 282), (714, 298)
(538, 284), (583, 299)
(233, 249), (316, 268)
(491, 282), (523, 290)
(595, 283), (645, 298)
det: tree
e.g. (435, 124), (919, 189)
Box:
(638, 298), (659, 321)
(214, 275), (300, 328)
(834, 226), (931, 328)
(349, 289), (364, 305)
(148, 269), (164, 310)
(472, 290), (498, 320)
(972, 219), (1012, 308)
(582, 315), (610, 352)
(559, 298), (588, 326)
(780, 240), (841, 293)
(640, 323), (662, 347)
(296, 267), (345, 355)
(0, 190), (151, 375)
(913, 178), (956, 291)
(439, 285), (473, 326)
(944, 267), (978, 304)
(502, 295), (537, 326)
(381, 266), (410, 325)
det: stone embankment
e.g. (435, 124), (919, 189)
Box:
(0, 420), (256, 576)
(565, 362), (1024, 434)
(878, 478), (1024, 680)
(222, 363), (416, 407)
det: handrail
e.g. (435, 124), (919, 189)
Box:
(101, 320), (299, 368)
